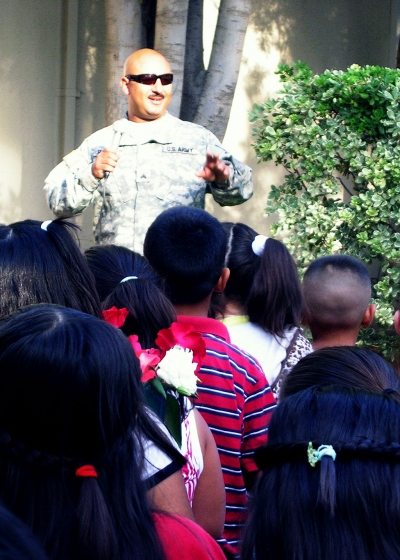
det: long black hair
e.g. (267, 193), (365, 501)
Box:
(85, 244), (176, 347)
(242, 386), (400, 560)
(281, 346), (400, 402)
(0, 219), (101, 318)
(0, 304), (175, 560)
(219, 222), (303, 336)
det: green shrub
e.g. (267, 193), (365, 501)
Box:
(250, 62), (400, 361)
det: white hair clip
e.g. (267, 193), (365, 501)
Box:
(307, 442), (337, 467)
(120, 276), (139, 284)
(41, 220), (52, 231)
(251, 235), (268, 256)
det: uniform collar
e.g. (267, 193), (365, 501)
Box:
(114, 112), (175, 145)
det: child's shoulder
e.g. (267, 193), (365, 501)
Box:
(203, 331), (268, 384)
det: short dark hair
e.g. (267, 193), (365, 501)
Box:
(143, 207), (227, 305)
(0, 219), (101, 318)
(281, 345), (400, 401)
(85, 245), (176, 347)
(304, 254), (371, 283)
(0, 304), (176, 560)
(219, 222), (303, 335)
(303, 254), (371, 330)
(242, 385), (400, 560)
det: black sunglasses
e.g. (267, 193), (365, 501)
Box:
(125, 73), (174, 86)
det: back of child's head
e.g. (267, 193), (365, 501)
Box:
(0, 304), (141, 455)
(0, 304), (166, 560)
(303, 255), (371, 331)
(221, 222), (303, 335)
(85, 244), (176, 348)
(143, 207), (227, 305)
(0, 219), (101, 318)
(242, 385), (400, 560)
(280, 346), (400, 402)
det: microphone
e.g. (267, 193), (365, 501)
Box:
(104, 129), (122, 180)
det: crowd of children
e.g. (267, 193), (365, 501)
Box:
(0, 208), (400, 559)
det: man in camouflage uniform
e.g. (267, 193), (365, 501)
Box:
(44, 49), (253, 253)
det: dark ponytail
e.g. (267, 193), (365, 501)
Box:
(244, 387), (400, 560)
(74, 465), (117, 560)
(0, 305), (166, 560)
(248, 238), (303, 335)
(219, 222), (303, 335)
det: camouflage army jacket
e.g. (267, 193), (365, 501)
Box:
(44, 113), (253, 253)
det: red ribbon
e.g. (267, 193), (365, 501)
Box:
(75, 465), (98, 479)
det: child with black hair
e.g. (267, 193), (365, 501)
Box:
(85, 244), (177, 348)
(212, 222), (312, 399)
(0, 305), (226, 560)
(303, 255), (376, 349)
(0, 220), (200, 536)
(242, 385), (400, 560)
(280, 345), (400, 402)
(144, 206), (276, 559)
(84, 244), (226, 539)
(0, 218), (101, 318)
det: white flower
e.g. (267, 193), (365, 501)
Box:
(156, 346), (200, 395)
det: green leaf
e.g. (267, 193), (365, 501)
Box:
(176, 386), (194, 397)
(251, 61), (400, 362)
(152, 377), (167, 398)
(164, 393), (182, 448)
(264, 126), (276, 136)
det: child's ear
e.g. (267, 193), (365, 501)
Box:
(214, 267), (230, 293)
(361, 304), (376, 328)
(394, 310), (400, 335)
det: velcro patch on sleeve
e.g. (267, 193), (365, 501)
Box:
(63, 150), (82, 166)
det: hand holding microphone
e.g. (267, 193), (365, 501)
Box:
(91, 130), (122, 179)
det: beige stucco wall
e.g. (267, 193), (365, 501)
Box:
(1, 0), (398, 247)
(0, 0), (63, 225)
(206, 0), (399, 235)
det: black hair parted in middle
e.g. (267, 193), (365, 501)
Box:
(280, 346), (400, 402)
(0, 218), (101, 318)
(143, 207), (227, 305)
(84, 244), (176, 348)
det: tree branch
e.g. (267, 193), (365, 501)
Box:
(193, 0), (252, 139)
(180, 0), (206, 122)
(104, 0), (142, 125)
(154, 0), (189, 117)
(337, 176), (354, 197)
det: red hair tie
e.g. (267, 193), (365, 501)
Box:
(75, 465), (98, 479)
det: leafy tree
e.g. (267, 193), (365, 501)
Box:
(250, 62), (400, 361)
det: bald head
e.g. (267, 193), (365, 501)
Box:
(123, 49), (172, 77)
(303, 255), (372, 330)
(121, 49), (173, 123)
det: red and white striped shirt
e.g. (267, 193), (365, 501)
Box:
(177, 316), (276, 557)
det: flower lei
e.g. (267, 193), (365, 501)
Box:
(102, 306), (206, 445)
